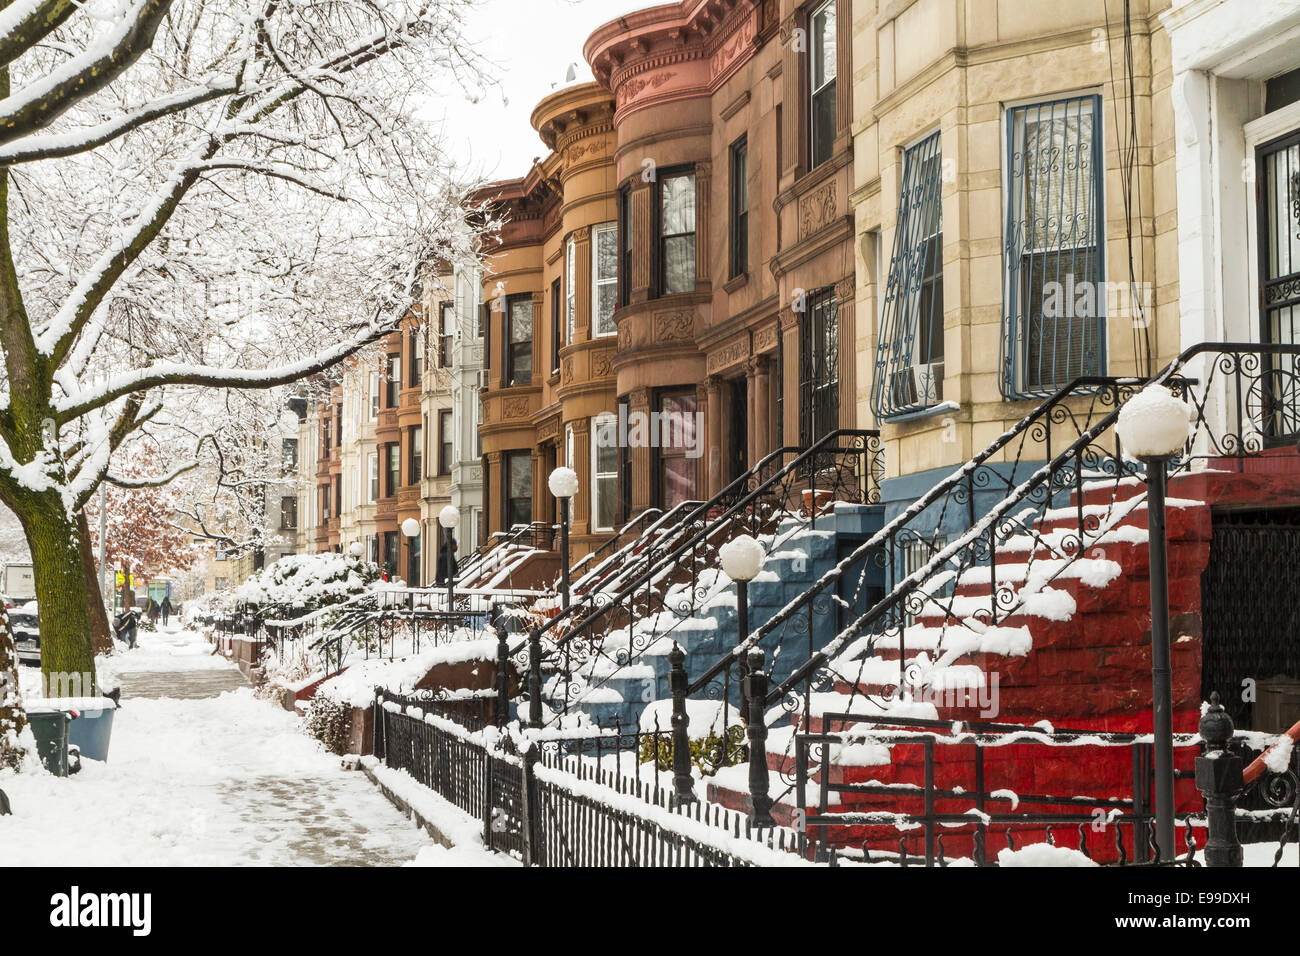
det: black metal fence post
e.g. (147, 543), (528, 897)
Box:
(1196, 692), (1244, 867)
(496, 623), (511, 729)
(373, 689), (385, 762)
(744, 648), (775, 827)
(528, 626), (543, 728)
(669, 643), (696, 807)
(521, 742), (540, 866)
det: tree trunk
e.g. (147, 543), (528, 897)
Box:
(0, 604), (28, 770)
(78, 510), (114, 655)
(27, 496), (97, 698)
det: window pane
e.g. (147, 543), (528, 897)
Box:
(661, 174), (696, 235)
(661, 457), (696, 509)
(593, 224), (618, 336)
(812, 2), (836, 90)
(662, 236), (696, 295)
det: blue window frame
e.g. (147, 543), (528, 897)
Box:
(872, 130), (945, 419)
(1001, 94), (1105, 398)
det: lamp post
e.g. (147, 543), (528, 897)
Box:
(719, 534), (765, 649)
(401, 517), (420, 593)
(438, 505), (460, 611)
(1116, 384), (1193, 862)
(719, 534), (773, 827)
(548, 467), (578, 610)
(348, 541), (364, 558)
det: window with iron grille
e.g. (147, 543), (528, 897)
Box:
(799, 288), (839, 446)
(1001, 95), (1105, 398)
(809, 0), (837, 170)
(506, 294), (533, 386)
(730, 135), (748, 278)
(872, 130), (945, 419)
(280, 496), (297, 531)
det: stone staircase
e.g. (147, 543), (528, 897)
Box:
(702, 473), (1217, 857)
(552, 500), (884, 730)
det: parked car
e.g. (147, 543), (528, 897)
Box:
(0, 592), (12, 609)
(9, 601), (40, 666)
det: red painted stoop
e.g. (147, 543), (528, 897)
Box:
(706, 458), (1300, 859)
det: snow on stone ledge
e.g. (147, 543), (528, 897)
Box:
(996, 843), (1099, 867)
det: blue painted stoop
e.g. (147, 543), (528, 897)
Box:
(564, 502), (885, 729)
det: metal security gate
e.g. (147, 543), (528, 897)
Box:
(1200, 508), (1300, 730)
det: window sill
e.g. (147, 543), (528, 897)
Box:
(882, 400), (960, 426)
(723, 272), (749, 293)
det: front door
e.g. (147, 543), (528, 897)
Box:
(728, 376), (748, 485)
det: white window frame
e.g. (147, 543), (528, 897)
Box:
(591, 413), (618, 532)
(591, 222), (618, 338)
(367, 452), (379, 503)
(565, 236), (577, 343)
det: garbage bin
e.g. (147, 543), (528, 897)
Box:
(25, 707), (71, 777)
(67, 698), (118, 761)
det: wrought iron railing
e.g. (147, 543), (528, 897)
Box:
(796, 713), (1203, 866)
(523, 428), (884, 721)
(659, 342), (1300, 838)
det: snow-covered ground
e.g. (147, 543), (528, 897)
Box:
(1, 627), (508, 866)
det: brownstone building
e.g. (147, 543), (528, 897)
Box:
(475, 83), (621, 562)
(478, 0), (857, 553)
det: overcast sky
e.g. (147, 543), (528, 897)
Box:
(428, 0), (647, 181)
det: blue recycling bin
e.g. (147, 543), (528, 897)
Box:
(67, 699), (117, 761)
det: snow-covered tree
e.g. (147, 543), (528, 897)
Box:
(85, 443), (201, 585)
(0, 0), (494, 694)
(0, 602), (27, 770)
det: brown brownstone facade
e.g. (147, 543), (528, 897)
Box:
(474, 83), (620, 562)
(477, 0), (857, 555)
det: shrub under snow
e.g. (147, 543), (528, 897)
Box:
(236, 552), (380, 620)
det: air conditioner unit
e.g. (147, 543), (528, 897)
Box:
(887, 360), (943, 409)
(475, 369), (489, 391)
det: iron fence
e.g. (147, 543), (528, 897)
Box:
(372, 689), (801, 866)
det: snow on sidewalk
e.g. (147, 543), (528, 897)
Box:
(0, 628), (499, 866)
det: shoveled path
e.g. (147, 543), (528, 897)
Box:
(0, 628), (435, 866)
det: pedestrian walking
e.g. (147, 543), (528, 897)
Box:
(436, 533), (459, 585)
(160, 595), (172, 626)
(114, 608), (139, 649)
